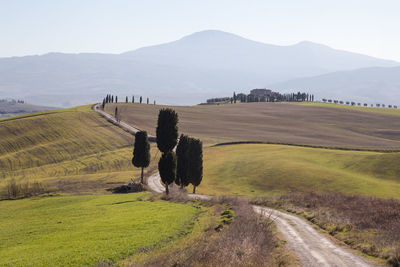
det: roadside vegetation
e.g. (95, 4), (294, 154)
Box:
(126, 194), (288, 267)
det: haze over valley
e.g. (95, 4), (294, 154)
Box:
(1, 30), (399, 107)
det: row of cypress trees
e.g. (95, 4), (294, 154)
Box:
(131, 108), (203, 194)
(102, 94), (156, 109)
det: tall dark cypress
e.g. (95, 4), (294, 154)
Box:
(156, 108), (179, 195)
(158, 151), (176, 195)
(188, 138), (203, 194)
(156, 108), (178, 153)
(176, 134), (190, 188)
(132, 131), (151, 184)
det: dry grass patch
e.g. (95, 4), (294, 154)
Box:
(128, 195), (291, 267)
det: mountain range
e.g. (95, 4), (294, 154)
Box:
(0, 30), (398, 107)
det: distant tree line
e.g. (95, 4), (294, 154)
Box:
(101, 94), (156, 109)
(321, 98), (398, 109)
(205, 89), (314, 104)
(0, 99), (25, 104)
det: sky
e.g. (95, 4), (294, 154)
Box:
(1, 0), (400, 61)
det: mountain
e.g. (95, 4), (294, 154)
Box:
(0, 30), (398, 107)
(270, 66), (400, 105)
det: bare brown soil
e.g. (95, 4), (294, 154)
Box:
(105, 102), (400, 149)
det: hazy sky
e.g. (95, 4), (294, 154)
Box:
(1, 0), (400, 61)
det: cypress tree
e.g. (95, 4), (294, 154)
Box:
(116, 96), (118, 103)
(158, 151), (176, 195)
(112, 95), (114, 103)
(114, 106), (118, 121)
(140, 96), (142, 104)
(126, 96), (128, 103)
(132, 131), (151, 184)
(132, 95), (135, 103)
(188, 138), (203, 194)
(147, 98), (149, 104)
(176, 134), (190, 188)
(233, 92), (237, 103)
(156, 108), (178, 153)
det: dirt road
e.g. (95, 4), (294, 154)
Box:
(147, 173), (371, 267)
(94, 104), (156, 141)
(95, 103), (372, 267)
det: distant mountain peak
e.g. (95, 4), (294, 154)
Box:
(178, 29), (247, 43)
(293, 41), (331, 49)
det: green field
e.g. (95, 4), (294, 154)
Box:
(0, 193), (201, 266)
(0, 105), (159, 194)
(196, 144), (400, 199)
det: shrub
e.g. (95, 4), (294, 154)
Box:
(1, 179), (46, 200)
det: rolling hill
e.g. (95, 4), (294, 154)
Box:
(100, 102), (400, 199)
(0, 30), (398, 107)
(0, 105), (159, 194)
(104, 102), (400, 150)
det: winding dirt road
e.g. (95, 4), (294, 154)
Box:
(94, 103), (373, 267)
(94, 104), (156, 141)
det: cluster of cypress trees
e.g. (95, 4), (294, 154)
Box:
(235, 91), (314, 103)
(176, 135), (203, 193)
(156, 108), (203, 195)
(206, 91), (315, 104)
(131, 108), (203, 194)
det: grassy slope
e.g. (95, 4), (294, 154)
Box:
(0, 105), (159, 193)
(105, 102), (400, 149)
(196, 144), (400, 199)
(0, 193), (200, 266)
